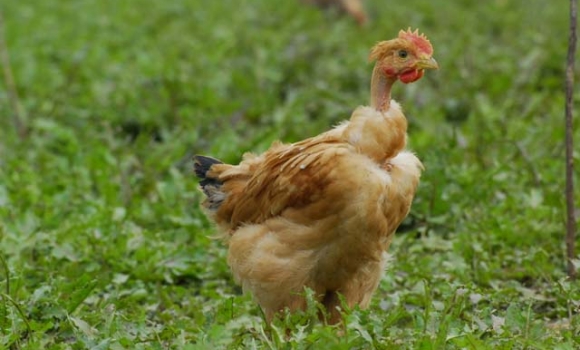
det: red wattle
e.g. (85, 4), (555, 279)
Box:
(399, 70), (424, 84)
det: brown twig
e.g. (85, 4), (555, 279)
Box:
(565, 0), (578, 280)
(0, 10), (27, 139)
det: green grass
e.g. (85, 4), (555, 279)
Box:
(1, 0), (579, 348)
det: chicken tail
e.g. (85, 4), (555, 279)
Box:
(193, 155), (225, 211)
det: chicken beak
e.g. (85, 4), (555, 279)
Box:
(416, 57), (439, 70)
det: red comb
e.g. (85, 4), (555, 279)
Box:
(398, 28), (433, 56)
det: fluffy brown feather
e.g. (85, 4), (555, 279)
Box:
(194, 30), (437, 323)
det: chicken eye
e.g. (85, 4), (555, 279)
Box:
(398, 50), (408, 58)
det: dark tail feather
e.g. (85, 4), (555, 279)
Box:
(194, 155), (223, 184)
(193, 155), (225, 210)
(194, 155), (222, 178)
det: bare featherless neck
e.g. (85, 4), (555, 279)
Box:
(368, 29), (437, 113)
(370, 63), (397, 112)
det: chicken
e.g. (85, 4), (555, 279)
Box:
(194, 29), (438, 323)
(302, 0), (368, 25)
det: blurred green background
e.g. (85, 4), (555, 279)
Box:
(0, 0), (578, 348)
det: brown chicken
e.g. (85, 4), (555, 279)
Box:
(194, 29), (438, 323)
(302, 0), (368, 25)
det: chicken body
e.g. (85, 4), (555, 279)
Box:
(195, 29), (437, 323)
(302, 0), (367, 25)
